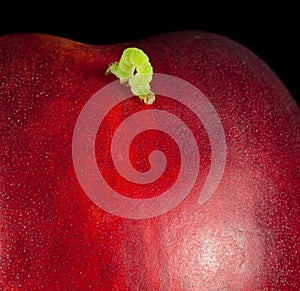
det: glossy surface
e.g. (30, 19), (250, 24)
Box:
(1, 31), (299, 289)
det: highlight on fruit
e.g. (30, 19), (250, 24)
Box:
(105, 47), (155, 105)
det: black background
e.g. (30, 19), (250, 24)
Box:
(1, 2), (299, 105)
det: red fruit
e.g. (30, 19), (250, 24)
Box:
(0, 31), (299, 290)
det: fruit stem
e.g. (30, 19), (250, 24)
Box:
(105, 47), (155, 105)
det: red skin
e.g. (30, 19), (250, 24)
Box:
(0, 31), (299, 290)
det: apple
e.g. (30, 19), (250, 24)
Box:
(0, 30), (299, 290)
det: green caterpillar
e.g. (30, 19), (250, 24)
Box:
(105, 47), (155, 105)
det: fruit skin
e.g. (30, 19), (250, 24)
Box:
(0, 30), (299, 290)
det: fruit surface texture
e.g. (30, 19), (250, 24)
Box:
(0, 31), (299, 290)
